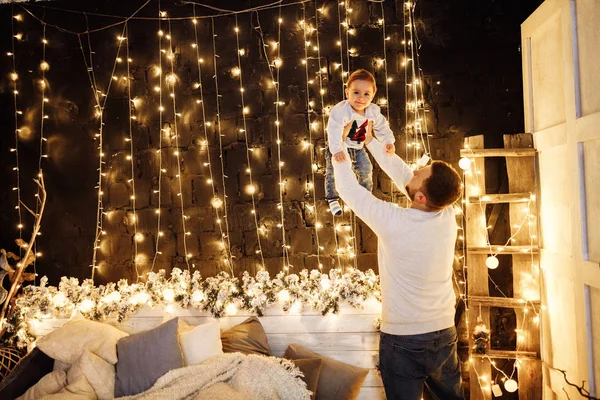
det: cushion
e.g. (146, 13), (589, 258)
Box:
(68, 350), (114, 400)
(221, 317), (272, 356)
(285, 344), (369, 400)
(53, 360), (71, 372)
(0, 347), (54, 399)
(179, 319), (223, 366)
(43, 374), (96, 400)
(114, 317), (184, 397)
(288, 357), (323, 400)
(16, 370), (67, 400)
(36, 313), (128, 365)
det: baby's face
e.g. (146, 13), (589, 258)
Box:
(345, 80), (375, 113)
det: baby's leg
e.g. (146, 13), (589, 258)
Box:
(324, 148), (340, 200)
(353, 148), (373, 191)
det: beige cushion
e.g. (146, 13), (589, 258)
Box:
(285, 344), (369, 400)
(53, 360), (70, 372)
(37, 314), (128, 365)
(179, 319), (223, 366)
(221, 317), (272, 356)
(68, 350), (114, 400)
(17, 370), (67, 400)
(288, 358), (323, 400)
(41, 374), (97, 400)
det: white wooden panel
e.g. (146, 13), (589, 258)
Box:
(531, 11), (566, 131)
(581, 138), (600, 262)
(538, 147), (572, 254)
(576, 0), (600, 116)
(267, 332), (380, 353)
(587, 285), (600, 396)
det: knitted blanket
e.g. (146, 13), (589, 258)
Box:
(116, 353), (311, 400)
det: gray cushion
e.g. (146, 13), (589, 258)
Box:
(221, 317), (272, 356)
(285, 344), (369, 400)
(114, 317), (183, 397)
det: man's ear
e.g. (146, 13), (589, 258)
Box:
(415, 192), (427, 205)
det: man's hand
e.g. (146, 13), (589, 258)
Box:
(342, 121), (353, 142)
(333, 151), (346, 162)
(364, 121), (374, 145)
(385, 143), (395, 154)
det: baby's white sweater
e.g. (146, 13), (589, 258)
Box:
(327, 101), (395, 155)
(333, 140), (457, 335)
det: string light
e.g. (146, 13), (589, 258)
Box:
(211, 17), (235, 273)
(234, 14), (265, 270)
(151, 3), (165, 273)
(190, 7), (232, 272)
(122, 23), (142, 278)
(9, 5), (23, 259)
(255, 8), (290, 272)
(32, 23), (51, 277)
(301, 3), (322, 268)
(165, 18), (193, 271)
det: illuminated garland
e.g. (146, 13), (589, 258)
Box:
(4, 267), (380, 348)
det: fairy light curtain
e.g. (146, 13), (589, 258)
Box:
(3, 0), (434, 283)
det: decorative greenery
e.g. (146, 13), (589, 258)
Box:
(2, 268), (380, 348)
(472, 318), (490, 355)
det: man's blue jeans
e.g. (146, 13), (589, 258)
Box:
(325, 147), (373, 201)
(379, 327), (465, 400)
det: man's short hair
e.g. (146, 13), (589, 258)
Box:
(346, 69), (377, 93)
(422, 161), (462, 210)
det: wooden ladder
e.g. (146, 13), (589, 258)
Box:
(461, 134), (542, 399)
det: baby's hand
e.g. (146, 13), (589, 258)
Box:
(333, 151), (347, 162)
(385, 143), (395, 154)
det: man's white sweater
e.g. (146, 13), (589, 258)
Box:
(333, 140), (457, 335)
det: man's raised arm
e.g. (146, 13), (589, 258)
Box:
(366, 139), (413, 191)
(333, 150), (400, 238)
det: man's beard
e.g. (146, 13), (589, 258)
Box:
(406, 185), (416, 201)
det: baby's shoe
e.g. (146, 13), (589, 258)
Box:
(328, 200), (342, 216)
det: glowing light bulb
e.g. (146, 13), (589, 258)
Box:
(278, 289), (290, 302)
(458, 157), (471, 170)
(504, 379), (518, 393)
(162, 288), (175, 302)
(486, 256), (499, 269)
(225, 303), (238, 315)
(245, 184), (256, 195)
(273, 58), (283, 68)
(211, 197), (223, 208)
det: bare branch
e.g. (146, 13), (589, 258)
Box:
(19, 200), (37, 218)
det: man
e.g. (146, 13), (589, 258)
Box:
(332, 122), (465, 400)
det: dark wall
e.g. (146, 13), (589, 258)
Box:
(0, 0), (542, 285)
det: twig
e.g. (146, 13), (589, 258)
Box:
(18, 200), (37, 218)
(557, 368), (599, 399)
(0, 175), (47, 337)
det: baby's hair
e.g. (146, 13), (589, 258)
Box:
(346, 69), (377, 94)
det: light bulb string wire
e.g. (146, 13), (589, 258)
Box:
(211, 17), (235, 274)
(234, 13), (266, 270)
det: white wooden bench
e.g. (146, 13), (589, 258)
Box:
(30, 302), (386, 400)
